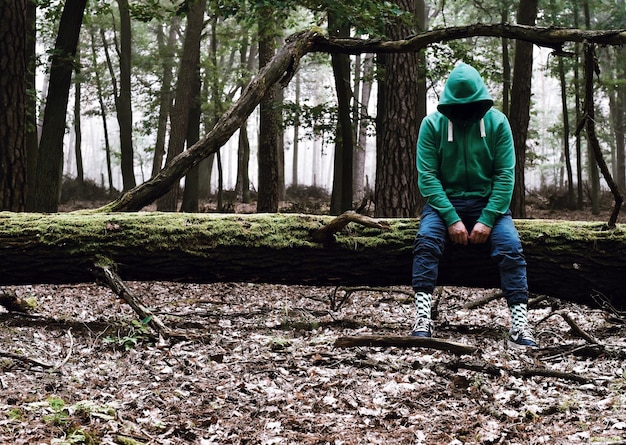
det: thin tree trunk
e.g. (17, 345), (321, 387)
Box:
(583, 0), (600, 215)
(509, 0), (538, 218)
(116, 0), (136, 191)
(151, 20), (178, 178)
(558, 57), (575, 208)
(501, 8), (510, 116)
(573, 2), (584, 209)
(616, 60), (626, 189)
(236, 33), (254, 201)
(329, 13), (353, 215)
(354, 55), (373, 202)
(157, 0), (206, 211)
(33, 0), (87, 212)
(292, 71), (301, 187)
(89, 25), (114, 195)
(73, 46), (84, 185)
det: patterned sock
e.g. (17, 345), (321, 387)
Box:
(510, 303), (528, 330)
(415, 292), (432, 319)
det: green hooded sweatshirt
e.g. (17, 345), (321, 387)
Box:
(417, 63), (515, 228)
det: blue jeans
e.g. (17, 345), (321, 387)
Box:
(412, 198), (528, 306)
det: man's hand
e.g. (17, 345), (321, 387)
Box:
(469, 222), (491, 244)
(448, 221), (469, 245)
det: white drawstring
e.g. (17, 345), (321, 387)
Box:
(447, 118), (486, 142)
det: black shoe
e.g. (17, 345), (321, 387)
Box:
(508, 325), (538, 348)
(411, 317), (432, 338)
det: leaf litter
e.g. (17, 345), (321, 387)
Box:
(0, 281), (625, 444)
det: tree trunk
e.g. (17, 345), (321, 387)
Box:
(157, 0), (206, 211)
(0, 213), (623, 310)
(0, 0), (27, 211)
(509, 0), (538, 218)
(73, 47), (84, 185)
(25, 0), (38, 211)
(180, 60), (203, 213)
(329, 13), (353, 215)
(151, 19), (178, 179)
(257, 6), (281, 213)
(354, 54), (373, 202)
(89, 24), (114, 195)
(116, 0), (136, 191)
(583, 0), (600, 215)
(374, 0), (420, 217)
(33, 0), (86, 212)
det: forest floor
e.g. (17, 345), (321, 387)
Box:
(0, 202), (625, 445)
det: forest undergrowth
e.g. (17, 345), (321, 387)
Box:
(0, 280), (625, 444)
(1, 188), (623, 444)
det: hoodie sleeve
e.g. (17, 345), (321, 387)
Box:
(477, 116), (515, 227)
(417, 117), (461, 227)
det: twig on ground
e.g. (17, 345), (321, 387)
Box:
(0, 350), (55, 370)
(334, 335), (478, 355)
(91, 259), (172, 339)
(537, 309), (600, 344)
(446, 359), (594, 384)
(463, 291), (502, 309)
(55, 328), (74, 370)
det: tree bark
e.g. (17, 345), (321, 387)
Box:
(257, 6), (281, 213)
(157, 0), (206, 211)
(0, 212), (624, 311)
(374, 0), (420, 218)
(509, 0), (538, 218)
(0, 0), (27, 211)
(116, 0), (136, 191)
(328, 13), (354, 215)
(33, 0), (87, 212)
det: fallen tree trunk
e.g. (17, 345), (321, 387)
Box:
(0, 212), (624, 310)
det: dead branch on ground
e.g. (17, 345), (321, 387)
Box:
(334, 335), (477, 355)
(0, 350), (55, 370)
(446, 359), (594, 384)
(537, 309), (600, 344)
(90, 260), (172, 339)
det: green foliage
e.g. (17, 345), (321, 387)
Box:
(43, 397), (70, 426)
(103, 317), (153, 350)
(282, 99), (337, 145)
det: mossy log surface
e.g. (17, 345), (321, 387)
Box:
(0, 212), (624, 309)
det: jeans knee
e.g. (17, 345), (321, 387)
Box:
(496, 252), (527, 270)
(413, 234), (446, 257)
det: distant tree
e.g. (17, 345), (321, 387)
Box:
(157, 0), (206, 211)
(0, 0), (27, 211)
(151, 19), (179, 179)
(329, 11), (353, 215)
(116, 0), (136, 191)
(33, 0), (87, 212)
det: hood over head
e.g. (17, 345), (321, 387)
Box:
(437, 63), (493, 124)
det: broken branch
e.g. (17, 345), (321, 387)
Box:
(334, 335), (477, 355)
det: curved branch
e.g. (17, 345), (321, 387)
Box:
(310, 23), (626, 54)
